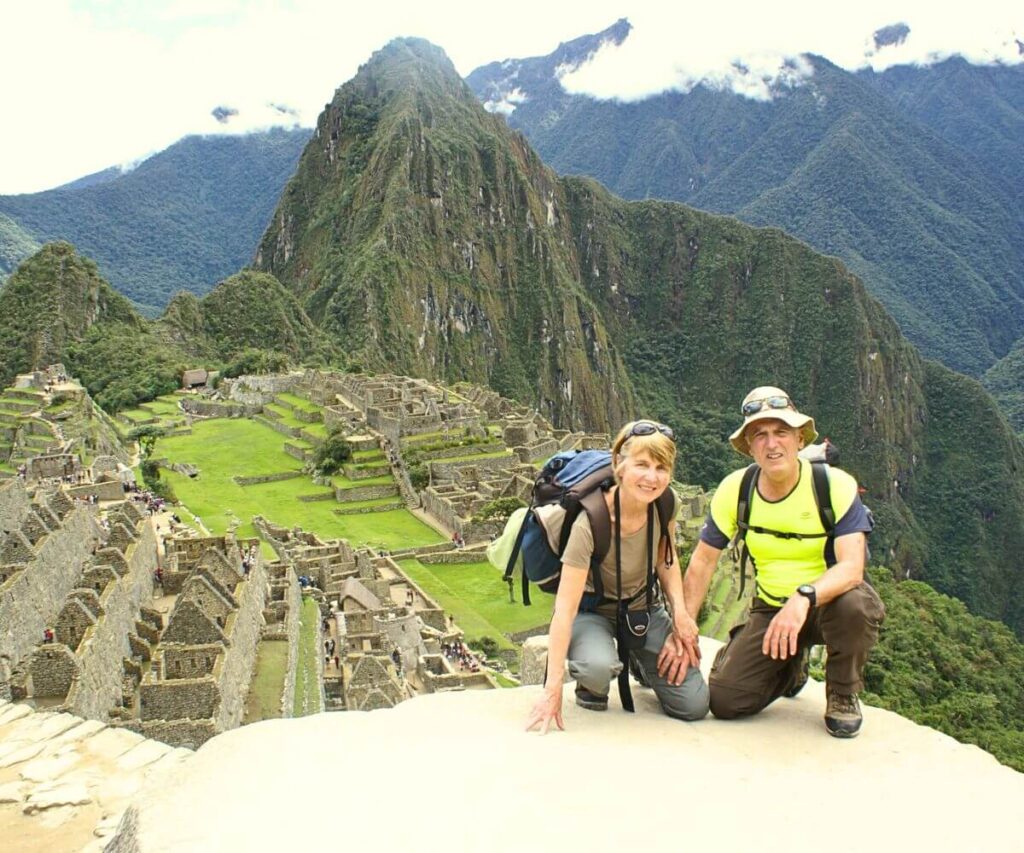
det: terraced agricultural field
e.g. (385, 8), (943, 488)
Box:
(118, 394), (188, 431)
(157, 417), (442, 549)
(397, 558), (552, 649)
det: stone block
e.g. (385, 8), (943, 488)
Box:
(519, 635), (567, 686)
(23, 781), (92, 813)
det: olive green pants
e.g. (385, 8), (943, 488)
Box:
(709, 583), (885, 719)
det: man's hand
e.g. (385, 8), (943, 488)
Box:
(672, 611), (701, 665)
(657, 634), (690, 685)
(525, 686), (565, 735)
(762, 595), (810, 660)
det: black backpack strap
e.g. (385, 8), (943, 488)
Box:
(654, 488), (675, 568)
(810, 461), (838, 567)
(613, 489), (634, 713)
(645, 501), (655, 613)
(810, 461), (835, 532)
(732, 463), (760, 598)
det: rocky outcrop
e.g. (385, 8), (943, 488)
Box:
(0, 701), (191, 853)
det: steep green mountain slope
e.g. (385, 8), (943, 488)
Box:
(983, 338), (1024, 434)
(159, 269), (338, 365)
(256, 40), (635, 432)
(1, 244), (336, 412)
(863, 566), (1024, 772)
(860, 58), (1024, 202)
(259, 38), (1024, 636)
(0, 213), (41, 280)
(467, 30), (1024, 380)
(0, 241), (142, 386)
(0, 129), (310, 315)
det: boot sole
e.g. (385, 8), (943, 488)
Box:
(575, 693), (609, 711)
(824, 721), (862, 738)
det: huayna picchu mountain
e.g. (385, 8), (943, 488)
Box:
(254, 38), (1024, 637)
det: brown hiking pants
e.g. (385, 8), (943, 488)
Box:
(709, 582), (885, 719)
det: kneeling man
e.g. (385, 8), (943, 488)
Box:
(683, 387), (885, 737)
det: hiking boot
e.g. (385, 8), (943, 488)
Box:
(575, 685), (609, 711)
(783, 647), (810, 698)
(824, 691), (863, 738)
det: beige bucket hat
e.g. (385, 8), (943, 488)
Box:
(729, 386), (818, 456)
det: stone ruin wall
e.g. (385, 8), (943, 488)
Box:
(66, 480), (125, 502)
(214, 551), (268, 732)
(225, 372), (301, 407)
(180, 399), (260, 418)
(0, 502), (103, 692)
(279, 564), (301, 718)
(65, 520), (159, 720)
(0, 479), (31, 538)
(141, 677), (220, 725)
(134, 541), (268, 747)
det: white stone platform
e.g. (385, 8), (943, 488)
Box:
(107, 638), (1024, 852)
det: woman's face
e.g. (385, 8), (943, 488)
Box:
(617, 448), (671, 504)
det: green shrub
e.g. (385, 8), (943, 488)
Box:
(313, 431), (353, 475)
(473, 496), (526, 521)
(408, 463), (429, 490)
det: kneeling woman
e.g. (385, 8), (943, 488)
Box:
(526, 421), (709, 733)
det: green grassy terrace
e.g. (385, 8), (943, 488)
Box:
(243, 640), (287, 723)
(157, 417), (442, 550)
(397, 558), (551, 650)
(275, 392), (321, 413)
(293, 597), (322, 717)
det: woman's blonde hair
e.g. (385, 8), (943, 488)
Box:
(611, 420), (677, 481)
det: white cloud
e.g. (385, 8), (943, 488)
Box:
(0, 0), (1020, 193)
(557, 2), (1023, 103)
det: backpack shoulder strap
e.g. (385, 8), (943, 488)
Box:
(733, 463), (759, 599)
(810, 461), (836, 533)
(654, 488), (675, 566)
(735, 463), (760, 539)
(556, 489), (609, 601)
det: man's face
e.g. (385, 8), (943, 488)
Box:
(746, 419), (802, 478)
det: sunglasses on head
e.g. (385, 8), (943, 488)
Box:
(628, 421), (675, 442)
(741, 395), (794, 417)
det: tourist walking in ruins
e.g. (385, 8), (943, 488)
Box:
(682, 387), (884, 737)
(526, 421), (709, 733)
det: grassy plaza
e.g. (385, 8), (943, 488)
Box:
(156, 417), (444, 549)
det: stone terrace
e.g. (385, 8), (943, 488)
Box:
(256, 520), (495, 713)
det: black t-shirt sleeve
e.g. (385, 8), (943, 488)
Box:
(698, 512), (730, 549)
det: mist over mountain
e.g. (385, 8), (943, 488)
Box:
(467, 23), (1024, 386)
(0, 128), (311, 315)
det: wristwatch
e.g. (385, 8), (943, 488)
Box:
(796, 584), (817, 608)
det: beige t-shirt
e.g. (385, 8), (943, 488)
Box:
(535, 492), (678, 616)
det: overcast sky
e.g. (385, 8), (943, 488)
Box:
(2, 0), (1020, 194)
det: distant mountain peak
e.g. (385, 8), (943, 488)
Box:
(211, 106), (239, 124)
(469, 19), (632, 116)
(873, 23), (911, 50)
